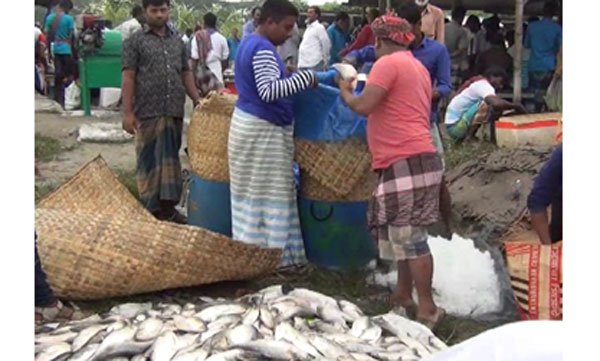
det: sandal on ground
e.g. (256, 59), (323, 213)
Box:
(417, 307), (446, 332)
(35, 300), (88, 325)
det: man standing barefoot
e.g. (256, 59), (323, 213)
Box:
(121, 0), (200, 223)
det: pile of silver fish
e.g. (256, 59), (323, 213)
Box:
(35, 285), (447, 361)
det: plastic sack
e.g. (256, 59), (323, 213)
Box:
(544, 76), (562, 112)
(293, 84), (367, 142)
(65, 82), (81, 111)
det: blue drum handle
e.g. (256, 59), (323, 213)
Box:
(310, 202), (334, 222)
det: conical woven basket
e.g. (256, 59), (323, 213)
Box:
(35, 156), (281, 300)
(294, 137), (372, 197)
(187, 92), (237, 183)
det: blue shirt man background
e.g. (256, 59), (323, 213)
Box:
(327, 12), (350, 66)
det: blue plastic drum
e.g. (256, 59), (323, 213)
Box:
(298, 196), (377, 270)
(187, 173), (232, 237)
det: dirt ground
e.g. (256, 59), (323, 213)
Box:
(35, 97), (194, 194)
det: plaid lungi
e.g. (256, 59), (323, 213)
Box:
(135, 116), (183, 213)
(368, 153), (443, 260)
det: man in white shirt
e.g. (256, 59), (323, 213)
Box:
(444, 67), (525, 142)
(116, 5), (144, 41)
(191, 12), (230, 87)
(298, 6), (331, 71)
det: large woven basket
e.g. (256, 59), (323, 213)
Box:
(35, 156), (281, 300)
(187, 92), (237, 183)
(300, 169), (376, 202)
(294, 137), (372, 197)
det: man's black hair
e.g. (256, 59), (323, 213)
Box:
(309, 6), (321, 18)
(185, 28), (193, 36)
(58, 0), (73, 12)
(543, 1), (558, 17)
(204, 12), (217, 28)
(258, 0), (299, 25)
(368, 8), (380, 19)
(485, 66), (508, 80)
(251, 7), (261, 16)
(487, 31), (505, 47)
(131, 5), (143, 17)
(397, 2), (421, 26)
(451, 6), (466, 21)
(142, 0), (170, 9)
(335, 11), (350, 22)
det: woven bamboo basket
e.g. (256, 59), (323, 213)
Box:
(300, 168), (377, 202)
(294, 137), (372, 197)
(187, 92), (237, 183)
(35, 157), (281, 300)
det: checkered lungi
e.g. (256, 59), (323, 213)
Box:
(368, 153), (444, 261)
(135, 116), (184, 213)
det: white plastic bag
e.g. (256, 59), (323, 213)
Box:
(64, 82), (81, 111)
(544, 76), (562, 112)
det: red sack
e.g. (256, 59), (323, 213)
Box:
(504, 241), (562, 320)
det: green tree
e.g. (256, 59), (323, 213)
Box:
(85, 0), (135, 25)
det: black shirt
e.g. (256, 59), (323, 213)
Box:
(122, 25), (190, 120)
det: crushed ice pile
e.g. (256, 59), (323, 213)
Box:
(369, 234), (504, 318)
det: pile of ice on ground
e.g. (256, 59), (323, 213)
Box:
(369, 234), (504, 318)
(77, 122), (133, 143)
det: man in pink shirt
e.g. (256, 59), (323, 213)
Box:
(338, 15), (445, 330)
(417, 0), (445, 43)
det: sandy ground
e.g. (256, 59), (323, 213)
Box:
(35, 96), (194, 189)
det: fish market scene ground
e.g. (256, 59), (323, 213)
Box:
(34, 1), (563, 358)
(35, 105), (527, 353)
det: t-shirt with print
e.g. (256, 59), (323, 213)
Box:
(444, 79), (495, 125)
(366, 50), (435, 170)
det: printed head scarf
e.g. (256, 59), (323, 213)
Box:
(371, 16), (415, 47)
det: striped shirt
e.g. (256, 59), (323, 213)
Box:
(235, 34), (315, 126)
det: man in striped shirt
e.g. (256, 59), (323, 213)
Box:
(229, 0), (318, 267)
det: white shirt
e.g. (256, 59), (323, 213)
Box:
(298, 20), (331, 69)
(116, 18), (142, 41)
(445, 79), (496, 125)
(191, 30), (230, 85)
(181, 34), (189, 45)
(35, 27), (42, 42)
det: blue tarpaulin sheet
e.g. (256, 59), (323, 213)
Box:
(292, 83), (367, 142)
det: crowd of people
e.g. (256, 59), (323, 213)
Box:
(35, 0), (563, 330)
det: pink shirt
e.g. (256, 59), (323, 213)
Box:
(366, 50), (435, 169)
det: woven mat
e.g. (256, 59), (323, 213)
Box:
(187, 92), (237, 182)
(36, 156), (281, 300)
(294, 137), (372, 197)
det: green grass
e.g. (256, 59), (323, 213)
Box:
(35, 134), (63, 162)
(35, 184), (55, 203)
(444, 141), (496, 170)
(115, 169), (139, 200)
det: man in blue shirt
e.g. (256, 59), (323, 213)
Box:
(227, 27), (241, 62)
(327, 11), (350, 66)
(242, 7), (261, 40)
(44, 0), (76, 108)
(525, 1), (562, 112)
(527, 144), (562, 244)
(343, 1), (453, 238)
